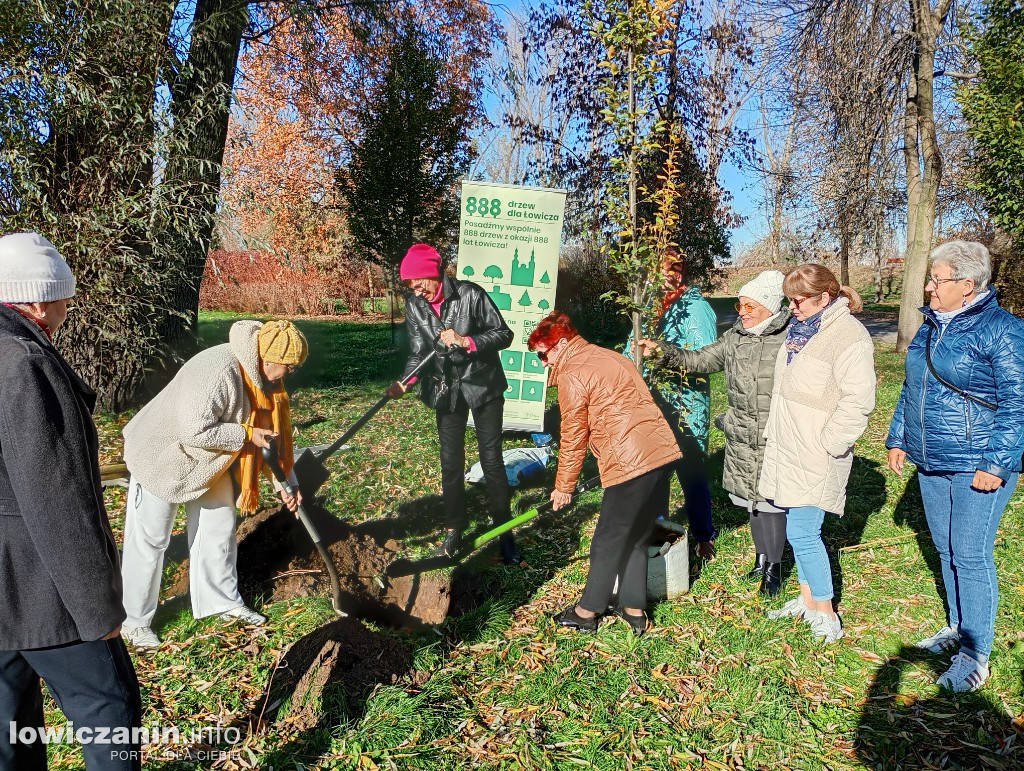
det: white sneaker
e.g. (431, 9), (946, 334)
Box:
(937, 651), (989, 693)
(766, 595), (807, 620)
(915, 625), (960, 654)
(122, 625), (161, 650)
(808, 610), (844, 643)
(219, 605), (266, 626)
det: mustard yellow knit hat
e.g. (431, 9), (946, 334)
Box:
(257, 320), (308, 365)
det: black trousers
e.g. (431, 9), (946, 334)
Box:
(653, 396), (717, 544)
(580, 465), (671, 613)
(436, 394), (510, 531)
(749, 508), (787, 563)
(0, 637), (142, 770)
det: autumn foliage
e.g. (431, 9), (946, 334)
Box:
(220, 2), (496, 260)
(200, 250), (387, 316)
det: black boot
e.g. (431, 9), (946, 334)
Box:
(612, 608), (649, 635)
(745, 553), (767, 581)
(759, 562), (782, 597)
(499, 533), (523, 565)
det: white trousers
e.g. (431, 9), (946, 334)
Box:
(121, 474), (244, 628)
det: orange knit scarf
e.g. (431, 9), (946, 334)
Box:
(234, 365), (293, 514)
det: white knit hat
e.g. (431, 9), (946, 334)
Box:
(0, 232), (76, 303)
(737, 270), (785, 314)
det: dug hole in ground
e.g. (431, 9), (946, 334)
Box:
(160, 492), (690, 736)
(163, 500), (450, 733)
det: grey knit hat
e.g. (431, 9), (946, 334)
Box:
(0, 232), (77, 303)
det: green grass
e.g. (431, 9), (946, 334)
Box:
(52, 313), (1024, 769)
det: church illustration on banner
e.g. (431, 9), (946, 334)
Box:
(463, 248), (552, 313)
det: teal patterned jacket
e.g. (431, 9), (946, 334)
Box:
(624, 286), (718, 450)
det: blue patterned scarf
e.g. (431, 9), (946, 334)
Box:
(785, 300), (836, 363)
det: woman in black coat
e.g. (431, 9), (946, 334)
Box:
(388, 243), (521, 563)
(0, 232), (142, 770)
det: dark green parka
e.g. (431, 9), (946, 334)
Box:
(656, 310), (790, 501)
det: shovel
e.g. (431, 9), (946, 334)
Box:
(292, 350), (438, 500)
(261, 443), (346, 615)
(386, 475), (602, 577)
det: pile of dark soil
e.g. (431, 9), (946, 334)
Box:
(166, 503), (451, 627)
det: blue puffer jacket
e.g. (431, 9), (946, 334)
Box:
(886, 291), (1024, 478)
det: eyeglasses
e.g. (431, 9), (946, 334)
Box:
(734, 301), (760, 313)
(284, 362), (301, 374)
(788, 293), (823, 311)
(535, 348), (550, 362)
(926, 276), (961, 287)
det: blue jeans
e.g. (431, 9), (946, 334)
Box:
(917, 470), (1018, 660)
(785, 506), (833, 602)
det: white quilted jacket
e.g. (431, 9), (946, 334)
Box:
(758, 298), (876, 515)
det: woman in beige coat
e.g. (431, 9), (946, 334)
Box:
(759, 265), (875, 643)
(528, 311), (681, 634)
(120, 320), (307, 650)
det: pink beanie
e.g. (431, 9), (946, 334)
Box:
(400, 243), (442, 280)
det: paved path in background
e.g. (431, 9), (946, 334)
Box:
(715, 312), (898, 345)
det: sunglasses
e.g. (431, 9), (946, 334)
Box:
(734, 301), (759, 313)
(788, 294), (823, 311)
(535, 348), (550, 362)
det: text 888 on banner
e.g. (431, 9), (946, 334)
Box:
(456, 182), (566, 431)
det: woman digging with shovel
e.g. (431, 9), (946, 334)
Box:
(529, 311), (682, 634)
(387, 243), (522, 565)
(119, 319), (307, 650)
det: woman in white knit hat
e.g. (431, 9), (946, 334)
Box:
(641, 270), (791, 596)
(120, 319), (308, 650)
(0, 232), (143, 769)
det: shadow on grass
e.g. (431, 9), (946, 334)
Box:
(855, 646), (1024, 768)
(892, 469), (950, 621)
(198, 315), (404, 392)
(826, 455), (888, 605)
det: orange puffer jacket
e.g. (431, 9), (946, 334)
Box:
(551, 336), (682, 491)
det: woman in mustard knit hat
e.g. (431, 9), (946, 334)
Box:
(119, 319), (308, 650)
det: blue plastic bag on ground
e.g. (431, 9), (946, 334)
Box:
(466, 446), (553, 487)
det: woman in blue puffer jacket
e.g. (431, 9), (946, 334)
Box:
(886, 240), (1024, 694)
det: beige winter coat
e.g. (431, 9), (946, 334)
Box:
(123, 321), (263, 503)
(758, 298), (875, 514)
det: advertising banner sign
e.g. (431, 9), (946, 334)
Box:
(456, 181), (567, 431)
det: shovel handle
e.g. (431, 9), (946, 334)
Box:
(260, 446), (346, 614)
(315, 349), (438, 463)
(470, 475), (602, 550)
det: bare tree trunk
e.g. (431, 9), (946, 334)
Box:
(897, 0), (951, 352)
(839, 214), (851, 286)
(874, 211), (884, 303)
(149, 0), (248, 387)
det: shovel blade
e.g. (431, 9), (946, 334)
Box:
(294, 448), (330, 501)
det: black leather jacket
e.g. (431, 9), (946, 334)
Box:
(402, 275), (513, 411)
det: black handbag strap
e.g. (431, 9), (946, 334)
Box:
(925, 324), (998, 411)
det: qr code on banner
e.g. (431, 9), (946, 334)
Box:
(521, 319), (538, 344)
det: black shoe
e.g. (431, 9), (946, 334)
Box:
(551, 603), (598, 632)
(745, 553), (768, 582)
(434, 528), (462, 558)
(759, 562), (782, 597)
(612, 608), (649, 635)
(498, 533), (523, 565)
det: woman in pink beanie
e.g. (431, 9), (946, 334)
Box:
(389, 243), (522, 564)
